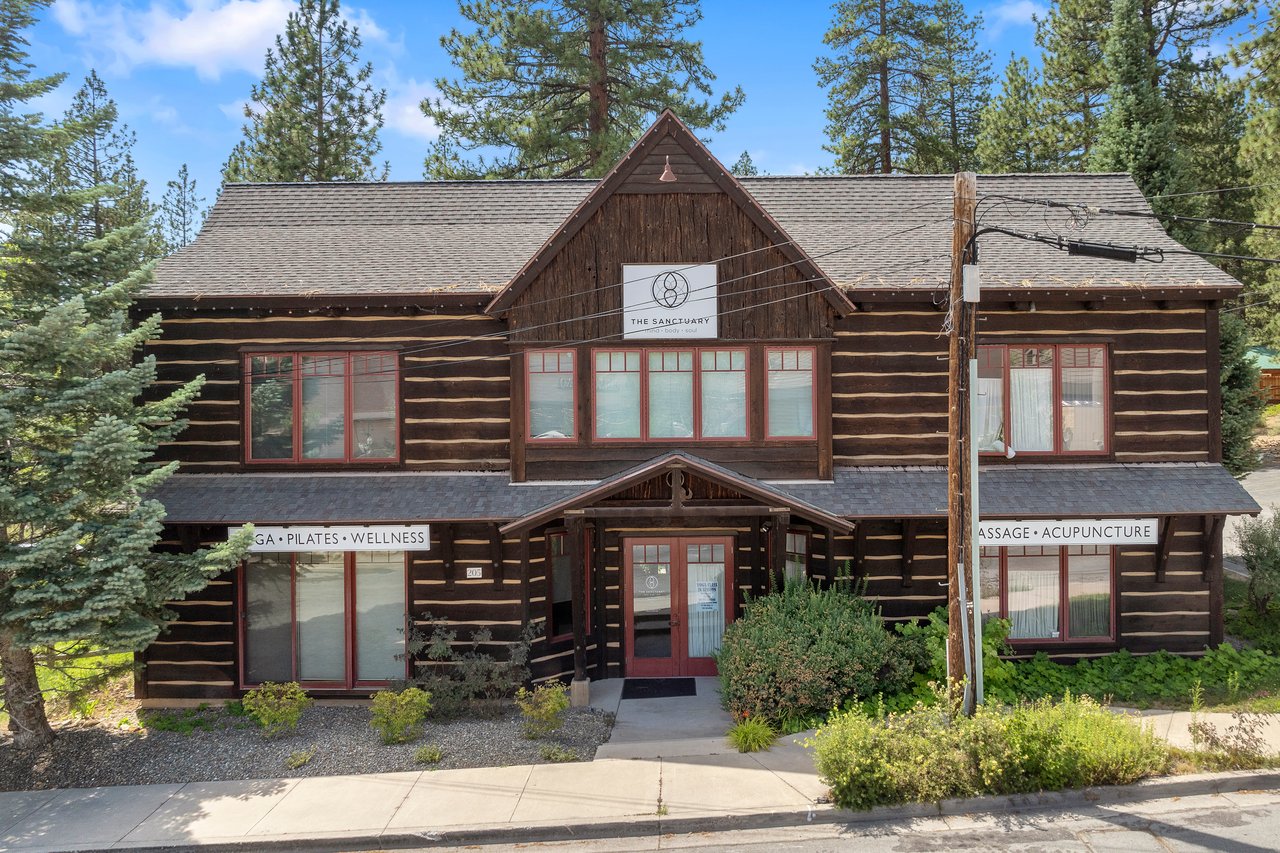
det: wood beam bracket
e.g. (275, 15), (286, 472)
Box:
(1156, 516), (1175, 583)
(1203, 514), (1225, 583)
(901, 519), (918, 588)
(852, 521), (867, 582)
(441, 525), (456, 588)
(489, 523), (504, 590)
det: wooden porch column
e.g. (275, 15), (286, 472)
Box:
(567, 513), (589, 706)
(769, 510), (789, 592)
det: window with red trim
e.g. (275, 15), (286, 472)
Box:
(979, 545), (1114, 642)
(241, 550), (407, 688)
(765, 348), (815, 438)
(784, 529), (809, 582)
(527, 350), (576, 441)
(245, 352), (398, 463)
(976, 344), (1108, 456)
(591, 347), (750, 441)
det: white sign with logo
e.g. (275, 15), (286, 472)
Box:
(622, 263), (718, 339)
(977, 518), (1158, 547)
(230, 524), (431, 553)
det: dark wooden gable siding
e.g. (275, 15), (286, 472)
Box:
(504, 191), (836, 343)
(831, 298), (1215, 465)
(144, 303), (511, 471)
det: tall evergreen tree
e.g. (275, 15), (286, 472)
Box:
(730, 150), (759, 177)
(1, 1), (249, 747)
(815, 0), (943, 173)
(158, 163), (206, 253)
(224, 0), (388, 182)
(1220, 311), (1266, 476)
(1035, 0), (1110, 168)
(975, 57), (1056, 172)
(1089, 0), (1183, 209)
(1236, 13), (1280, 344)
(422, 1), (743, 179)
(907, 0), (993, 173)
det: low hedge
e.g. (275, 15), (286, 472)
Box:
(813, 694), (1170, 810)
(716, 580), (925, 729)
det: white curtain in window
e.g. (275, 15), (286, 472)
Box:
(975, 377), (1005, 451)
(700, 370), (747, 438)
(685, 557), (726, 658)
(1007, 555), (1060, 639)
(1010, 368), (1054, 451)
(1067, 552), (1111, 637)
(354, 551), (405, 681)
(595, 372), (641, 438)
(648, 371), (694, 437)
(295, 552), (347, 681)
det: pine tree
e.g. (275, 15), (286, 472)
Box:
(1220, 311), (1265, 476)
(24, 70), (161, 262)
(730, 151), (759, 177)
(224, 0), (388, 182)
(1035, 0), (1111, 168)
(907, 0), (993, 173)
(158, 163), (206, 253)
(1089, 0), (1183, 209)
(1, 1), (249, 747)
(815, 0), (944, 173)
(1236, 15), (1280, 344)
(975, 57), (1056, 172)
(423, 1), (744, 179)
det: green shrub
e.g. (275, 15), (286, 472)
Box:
(284, 747), (315, 770)
(813, 693), (1169, 810)
(716, 580), (924, 726)
(727, 715), (777, 752)
(242, 682), (312, 738)
(370, 687), (432, 744)
(515, 682), (570, 739)
(1236, 509), (1280, 617)
(415, 744), (444, 765)
(540, 744), (578, 762)
(139, 707), (216, 735)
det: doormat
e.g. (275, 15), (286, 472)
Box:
(621, 678), (697, 700)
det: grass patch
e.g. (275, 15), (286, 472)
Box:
(727, 716), (777, 753)
(0, 644), (133, 729)
(539, 744), (578, 762)
(140, 706), (219, 735)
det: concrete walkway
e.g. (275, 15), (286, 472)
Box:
(592, 677), (737, 759)
(1126, 707), (1280, 750)
(0, 732), (824, 852)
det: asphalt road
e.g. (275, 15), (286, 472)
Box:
(1223, 465), (1280, 566)
(384, 788), (1280, 853)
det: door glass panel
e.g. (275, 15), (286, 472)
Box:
(355, 550), (405, 681)
(245, 553), (293, 683)
(631, 543), (671, 659)
(685, 543), (726, 659)
(295, 552), (347, 681)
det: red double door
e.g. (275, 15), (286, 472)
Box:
(623, 536), (734, 677)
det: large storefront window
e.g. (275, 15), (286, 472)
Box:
(246, 352), (398, 463)
(979, 545), (1114, 642)
(975, 344), (1108, 455)
(242, 550), (407, 687)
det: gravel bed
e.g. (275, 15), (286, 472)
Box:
(0, 704), (614, 791)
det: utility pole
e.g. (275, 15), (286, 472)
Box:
(946, 172), (978, 712)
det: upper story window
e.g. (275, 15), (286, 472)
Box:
(976, 344), (1108, 456)
(591, 347), (750, 442)
(527, 351), (575, 441)
(766, 347), (816, 439)
(245, 352), (398, 463)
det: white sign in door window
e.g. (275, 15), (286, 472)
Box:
(622, 264), (718, 339)
(977, 518), (1158, 546)
(230, 524), (432, 553)
(694, 579), (720, 612)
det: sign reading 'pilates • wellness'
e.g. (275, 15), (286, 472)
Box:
(977, 519), (1159, 547)
(229, 524), (431, 553)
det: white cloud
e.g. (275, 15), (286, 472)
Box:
(346, 5), (401, 54)
(987, 0), (1047, 36)
(384, 77), (440, 142)
(50, 1), (395, 81)
(218, 98), (248, 121)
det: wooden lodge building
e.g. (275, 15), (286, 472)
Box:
(137, 112), (1258, 703)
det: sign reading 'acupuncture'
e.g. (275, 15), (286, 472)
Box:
(229, 524), (431, 553)
(622, 264), (718, 339)
(977, 519), (1159, 546)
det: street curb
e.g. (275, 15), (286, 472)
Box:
(84, 768), (1280, 852)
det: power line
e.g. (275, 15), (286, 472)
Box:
(1149, 181), (1280, 201)
(977, 221), (1280, 267)
(978, 192), (1280, 233)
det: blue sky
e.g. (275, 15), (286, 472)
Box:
(20, 0), (1238, 203)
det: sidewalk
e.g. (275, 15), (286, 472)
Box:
(0, 732), (823, 852)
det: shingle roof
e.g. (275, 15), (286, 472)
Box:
(149, 462), (1257, 525)
(147, 174), (1241, 299)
